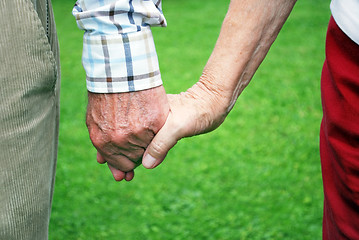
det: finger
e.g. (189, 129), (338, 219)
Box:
(142, 113), (180, 169)
(105, 154), (137, 172)
(124, 171), (135, 181)
(108, 164), (126, 181)
(97, 152), (106, 164)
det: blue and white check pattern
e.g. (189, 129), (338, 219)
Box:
(73, 0), (166, 93)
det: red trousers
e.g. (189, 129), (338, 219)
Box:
(320, 17), (359, 239)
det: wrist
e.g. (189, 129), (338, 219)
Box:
(185, 76), (230, 132)
(197, 71), (234, 115)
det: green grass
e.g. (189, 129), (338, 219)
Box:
(50, 0), (330, 239)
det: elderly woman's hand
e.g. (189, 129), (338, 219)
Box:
(142, 78), (230, 169)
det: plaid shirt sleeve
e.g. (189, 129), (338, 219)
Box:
(72, 0), (166, 93)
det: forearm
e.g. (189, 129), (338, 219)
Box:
(198, 0), (297, 114)
(142, 0), (297, 169)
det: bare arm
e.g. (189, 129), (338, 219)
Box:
(142, 0), (297, 168)
(201, 0), (296, 112)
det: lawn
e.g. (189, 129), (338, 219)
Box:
(50, 0), (330, 239)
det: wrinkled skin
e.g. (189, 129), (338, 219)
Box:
(86, 0), (296, 181)
(142, 0), (296, 169)
(86, 86), (169, 181)
(142, 80), (229, 169)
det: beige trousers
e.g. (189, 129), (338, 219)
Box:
(0, 0), (60, 239)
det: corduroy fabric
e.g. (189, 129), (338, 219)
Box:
(0, 0), (60, 239)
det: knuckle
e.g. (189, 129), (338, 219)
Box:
(85, 117), (91, 129)
(150, 140), (167, 157)
(109, 130), (128, 146)
(126, 148), (145, 163)
(131, 125), (146, 137)
(119, 161), (136, 172)
(107, 154), (138, 172)
(89, 132), (104, 149)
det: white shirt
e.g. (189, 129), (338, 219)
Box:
(331, 0), (359, 45)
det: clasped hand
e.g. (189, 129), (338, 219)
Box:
(86, 81), (228, 181)
(86, 86), (169, 181)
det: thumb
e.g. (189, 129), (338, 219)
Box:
(142, 113), (180, 169)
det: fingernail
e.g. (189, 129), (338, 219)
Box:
(143, 154), (157, 168)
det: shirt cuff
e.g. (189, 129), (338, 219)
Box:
(82, 27), (163, 93)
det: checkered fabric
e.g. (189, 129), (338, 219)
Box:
(73, 0), (166, 93)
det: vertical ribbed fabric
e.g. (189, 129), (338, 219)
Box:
(0, 0), (60, 239)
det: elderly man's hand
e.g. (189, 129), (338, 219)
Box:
(86, 86), (169, 181)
